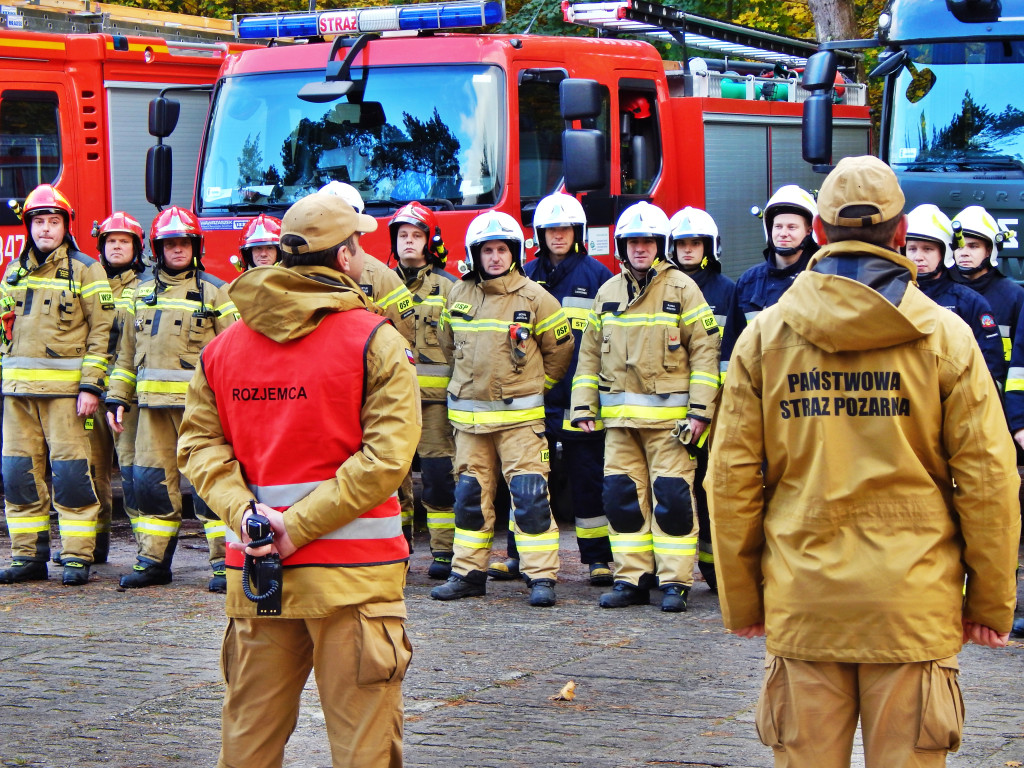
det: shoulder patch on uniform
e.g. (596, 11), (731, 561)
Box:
(186, 290), (203, 302)
(56, 267), (71, 280)
(397, 296), (414, 314)
(980, 313), (996, 328)
(513, 310), (530, 323)
(663, 301), (680, 314)
(360, 284), (373, 296)
(450, 301), (473, 316)
(430, 284), (440, 295)
(99, 290), (114, 310)
(405, 348), (415, 365)
(702, 314), (718, 333)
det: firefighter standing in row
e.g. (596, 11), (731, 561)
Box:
(235, 214), (283, 271)
(0, 184), (114, 586)
(178, 191), (418, 768)
(319, 182), (418, 543)
(721, 185), (818, 369)
(948, 205), (1023, 370)
(85, 212), (148, 567)
(106, 206), (238, 591)
(430, 211), (574, 607)
(903, 204), (1005, 386)
(571, 202), (721, 612)
(390, 202), (458, 579)
(510, 192), (614, 587)
(666, 206), (741, 592)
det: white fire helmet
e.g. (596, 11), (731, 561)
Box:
(949, 205), (1018, 268)
(668, 206), (721, 263)
(319, 181), (365, 214)
(533, 193), (587, 252)
(758, 184), (818, 242)
(613, 201), (671, 262)
(465, 211), (525, 273)
(905, 204), (953, 267)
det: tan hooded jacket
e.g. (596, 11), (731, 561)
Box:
(177, 264), (420, 617)
(709, 240), (1021, 663)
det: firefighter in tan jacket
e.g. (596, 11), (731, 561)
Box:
(85, 212), (147, 566)
(390, 202), (458, 579)
(430, 211), (574, 607)
(0, 184), (114, 586)
(709, 157), (1020, 768)
(570, 202), (721, 613)
(106, 206), (238, 591)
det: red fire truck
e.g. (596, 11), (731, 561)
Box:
(0, 0), (251, 268)
(144, 0), (871, 280)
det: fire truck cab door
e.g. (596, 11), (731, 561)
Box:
(0, 86), (65, 270)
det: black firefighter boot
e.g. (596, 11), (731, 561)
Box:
(527, 578), (557, 607)
(119, 560), (173, 589)
(61, 558), (91, 586)
(430, 570), (487, 600)
(0, 559), (48, 584)
(599, 580), (651, 608)
(660, 583), (690, 613)
(427, 552), (453, 580)
(208, 561), (227, 593)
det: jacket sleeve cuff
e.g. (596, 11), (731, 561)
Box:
(79, 384), (104, 397)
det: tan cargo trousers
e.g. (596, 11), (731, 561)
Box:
(218, 601), (411, 768)
(2, 395), (101, 563)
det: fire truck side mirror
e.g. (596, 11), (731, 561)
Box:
(801, 51), (837, 92)
(149, 97), (181, 139)
(146, 144), (173, 208)
(562, 129), (606, 194)
(560, 78), (602, 121)
(802, 94), (833, 167)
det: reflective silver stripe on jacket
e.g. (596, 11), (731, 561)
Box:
(448, 394), (545, 412)
(745, 310), (761, 322)
(599, 392), (690, 408)
(416, 362), (451, 376)
(138, 368), (195, 381)
(561, 296), (593, 310)
(1, 356), (82, 370)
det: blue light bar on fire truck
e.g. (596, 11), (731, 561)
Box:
(235, 0), (505, 39)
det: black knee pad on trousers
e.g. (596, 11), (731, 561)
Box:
(134, 466), (175, 515)
(652, 475), (693, 536)
(603, 474), (644, 533)
(120, 465), (137, 511)
(2, 455), (39, 505)
(510, 474), (551, 535)
(51, 458), (98, 508)
(454, 474), (485, 530)
(420, 457), (455, 508)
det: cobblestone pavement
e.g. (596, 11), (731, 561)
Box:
(1, 517), (1022, 768)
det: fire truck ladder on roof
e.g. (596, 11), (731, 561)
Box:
(0, 0), (237, 44)
(563, 0), (858, 68)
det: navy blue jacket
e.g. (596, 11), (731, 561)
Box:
(918, 270), (1006, 385)
(950, 267), (1024, 363)
(525, 250), (613, 438)
(685, 263), (740, 382)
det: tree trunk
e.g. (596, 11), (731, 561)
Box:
(806, 0), (858, 42)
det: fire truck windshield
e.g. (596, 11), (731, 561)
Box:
(198, 64), (505, 213)
(888, 42), (1024, 175)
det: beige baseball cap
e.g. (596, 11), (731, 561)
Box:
(816, 155), (905, 227)
(280, 192), (377, 255)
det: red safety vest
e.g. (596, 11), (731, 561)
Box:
(201, 307), (409, 569)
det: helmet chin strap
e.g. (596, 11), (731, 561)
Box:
(955, 261), (988, 277)
(916, 265), (942, 281)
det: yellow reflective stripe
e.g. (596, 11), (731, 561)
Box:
(609, 532), (653, 553)
(135, 517), (181, 537)
(111, 368), (137, 385)
(426, 510), (456, 529)
(602, 404), (688, 420)
(447, 318), (531, 333)
(83, 355), (108, 368)
(216, 300), (238, 316)
(515, 529), (560, 552)
(534, 309), (568, 334)
(679, 302), (711, 325)
(137, 380), (190, 395)
(1006, 379), (1024, 392)
(140, 298), (205, 312)
(449, 406), (544, 425)
(587, 309), (602, 330)
(59, 519), (99, 536)
(698, 550), (715, 564)
(576, 524), (609, 539)
(602, 313), (678, 328)
(378, 285), (412, 309)
(418, 375), (451, 389)
(80, 280), (110, 299)
(571, 374), (599, 391)
(5, 515), (50, 533)
(652, 535), (697, 556)
(11, 276), (82, 290)
(2, 368), (82, 382)
(689, 371), (721, 389)
(203, 521), (226, 539)
(1003, 336), (1012, 361)
(454, 527), (494, 549)
(544, 374), (558, 390)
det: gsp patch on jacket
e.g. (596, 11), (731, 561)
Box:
(99, 291), (115, 310)
(450, 301), (473, 318)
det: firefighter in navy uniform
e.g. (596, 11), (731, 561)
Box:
(721, 185), (818, 373)
(570, 202), (721, 612)
(904, 204), (1005, 386)
(666, 206), (742, 591)
(0, 184), (114, 586)
(948, 205), (1023, 369)
(106, 206), (238, 591)
(430, 211), (574, 607)
(513, 192), (614, 587)
(234, 214), (283, 271)
(390, 201), (458, 579)
(86, 212), (147, 566)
